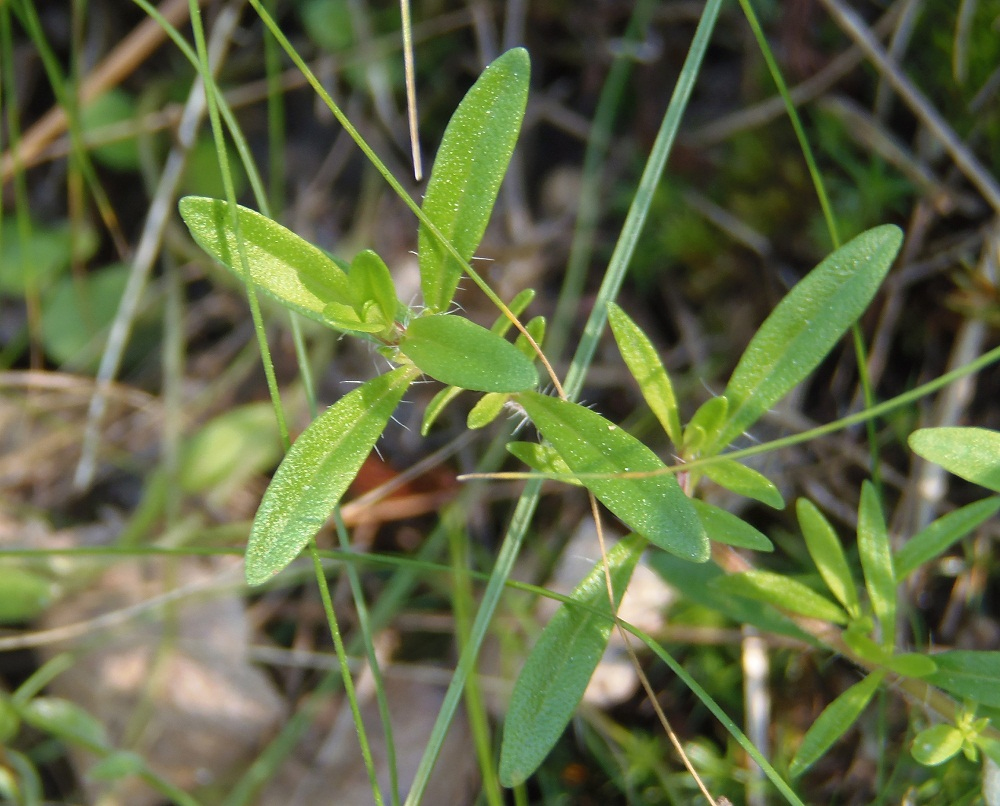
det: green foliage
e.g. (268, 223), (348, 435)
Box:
(711, 569), (849, 624)
(797, 497), (860, 618)
(709, 225), (903, 453)
(400, 314), (538, 392)
(856, 481), (897, 648)
(516, 391), (709, 562)
(499, 533), (644, 787)
(418, 48), (530, 313)
(79, 88), (141, 170)
(245, 367), (416, 585)
(0, 568), (53, 624)
(894, 497), (1000, 581)
(909, 427), (1000, 492)
(926, 652), (1000, 709)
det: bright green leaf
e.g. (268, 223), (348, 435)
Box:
(884, 653), (937, 678)
(419, 48), (530, 312)
(245, 367), (415, 585)
(789, 670), (885, 777)
(89, 751), (147, 781)
(607, 302), (682, 445)
(467, 393), (509, 429)
(909, 427), (1000, 493)
(842, 627), (889, 665)
(19, 697), (107, 749)
(925, 651), (1000, 708)
(499, 533), (644, 787)
(684, 396), (728, 452)
(514, 316), (546, 360)
(857, 481), (896, 647)
(691, 499), (773, 551)
(797, 498), (860, 618)
(401, 314), (537, 392)
(178, 196), (360, 329)
(421, 386), (462, 436)
(349, 250), (400, 330)
(703, 458), (784, 509)
(0, 569), (54, 624)
(516, 393), (709, 562)
(712, 570), (849, 624)
(895, 496), (1000, 580)
(712, 225), (902, 452)
(911, 725), (965, 766)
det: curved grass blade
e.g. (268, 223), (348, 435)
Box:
(797, 498), (860, 618)
(894, 496), (1000, 581)
(179, 196), (360, 329)
(245, 367), (415, 585)
(400, 314), (538, 393)
(607, 302), (682, 445)
(516, 392), (709, 562)
(857, 481), (896, 647)
(499, 533), (644, 787)
(789, 670), (885, 778)
(418, 48), (530, 312)
(711, 225), (903, 452)
(909, 427), (1000, 493)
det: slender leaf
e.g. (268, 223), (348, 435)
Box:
(711, 225), (902, 451)
(499, 534), (644, 787)
(514, 316), (547, 359)
(911, 725), (964, 766)
(246, 367), (415, 585)
(884, 653), (937, 678)
(712, 570), (849, 624)
(926, 651), (1000, 708)
(648, 554), (815, 643)
(467, 393), (508, 429)
(607, 302), (682, 445)
(789, 670), (885, 777)
(691, 499), (773, 551)
(506, 442), (580, 485)
(797, 498), (860, 618)
(401, 314), (538, 392)
(419, 48), (530, 312)
(178, 196), (360, 328)
(857, 481), (896, 647)
(19, 697), (107, 749)
(349, 249), (400, 330)
(517, 392), (709, 561)
(909, 427), (1000, 493)
(684, 396), (728, 451)
(703, 458), (784, 509)
(895, 496), (1000, 580)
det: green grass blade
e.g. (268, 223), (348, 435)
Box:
(713, 570), (849, 624)
(607, 302), (682, 445)
(711, 225), (903, 452)
(857, 481), (896, 647)
(909, 427), (1000, 492)
(499, 534), (644, 787)
(516, 393), (708, 562)
(894, 496), (1000, 581)
(400, 315), (538, 392)
(789, 670), (885, 778)
(797, 498), (860, 618)
(418, 48), (530, 312)
(245, 367), (415, 585)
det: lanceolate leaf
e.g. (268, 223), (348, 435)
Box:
(797, 498), (860, 618)
(909, 427), (1000, 493)
(857, 481), (896, 648)
(712, 570), (849, 624)
(419, 48), (530, 313)
(516, 392), (709, 562)
(710, 225), (902, 452)
(499, 533), (644, 787)
(703, 458), (784, 509)
(245, 367), (416, 585)
(178, 196), (359, 328)
(607, 302), (682, 446)
(925, 651), (1000, 708)
(506, 442), (580, 484)
(691, 499), (773, 551)
(789, 670), (885, 778)
(400, 314), (538, 393)
(894, 496), (1000, 580)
